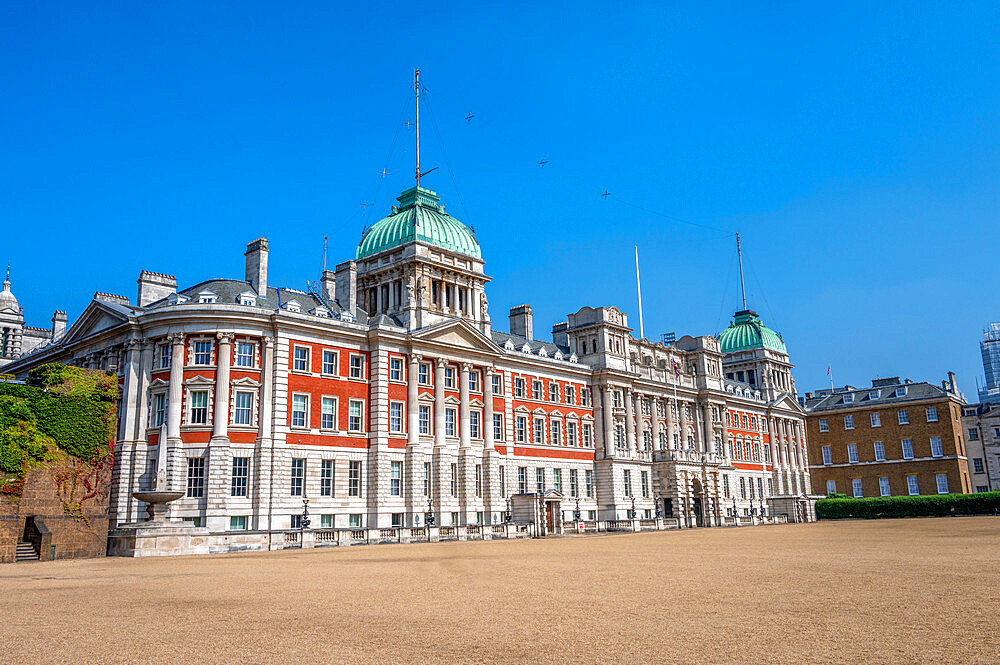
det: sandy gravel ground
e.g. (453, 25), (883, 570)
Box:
(3, 517), (999, 665)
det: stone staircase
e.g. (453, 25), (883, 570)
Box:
(15, 541), (39, 562)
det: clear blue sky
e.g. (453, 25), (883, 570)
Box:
(3, 3), (999, 397)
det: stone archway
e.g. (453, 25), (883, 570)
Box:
(691, 478), (705, 527)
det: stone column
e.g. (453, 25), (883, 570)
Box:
(253, 336), (275, 530)
(624, 388), (636, 456)
(702, 403), (714, 454)
(650, 396), (662, 451)
(110, 338), (142, 527)
(601, 384), (614, 457)
(212, 332), (233, 443)
(483, 366), (495, 450)
(407, 355), (420, 447)
(679, 400), (689, 450)
(721, 409), (731, 461)
(666, 399), (676, 449)
(165, 333), (185, 444)
(459, 363), (471, 449)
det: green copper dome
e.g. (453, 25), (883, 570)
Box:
(718, 310), (788, 355)
(356, 186), (481, 260)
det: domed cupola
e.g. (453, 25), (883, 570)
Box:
(356, 186), (480, 260)
(718, 309), (787, 355)
(0, 267), (19, 314)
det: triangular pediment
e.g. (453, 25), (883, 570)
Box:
(769, 392), (805, 414)
(60, 300), (132, 345)
(412, 318), (503, 357)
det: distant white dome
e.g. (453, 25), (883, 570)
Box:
(0, 270), (18, 313)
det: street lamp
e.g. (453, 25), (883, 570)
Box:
(654, 494), (662, 519)
(301, 497), (311, 531)
(574, 497), (581, 522)
(505, 497), (512, 524)
(630, 495), (636, 520)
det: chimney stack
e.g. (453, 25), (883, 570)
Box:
(510, 304), (533, 341)
(948, 371), (958, 395)
(51, 311), (67, 340)
(334, 260), (357, 313)
(136, 271), (177, 307)
(245, 238), (269, 295)
(321, 269), (336, 303)
(552, 321), (568, 347)
(94, 292), (130, 306)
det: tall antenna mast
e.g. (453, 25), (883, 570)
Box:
(322, 236), (328, 272)
(635, 246), (644, 339)
(414, 68), (421, 187)
(736, 232), (747, 310)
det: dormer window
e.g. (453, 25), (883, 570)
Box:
(869, 390), (880, 400)
(895, 386), (907, 398)
(313, 306), (330, 318)
(166, 293), (189, 305)
(198, 290), (217, 304)
(843, 394), (854, 403)
(504, 339), (516, 351)
(237, 291), (256, 307)
(285, 299), (301, 313)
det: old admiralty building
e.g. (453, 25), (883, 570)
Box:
(3, 180), (817, 543)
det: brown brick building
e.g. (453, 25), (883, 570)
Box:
(803, 375), (971, 498)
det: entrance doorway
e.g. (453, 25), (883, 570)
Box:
(693, 498), (703, 527)
(664, 498), (673, 518)
(545, 502), (555, 532)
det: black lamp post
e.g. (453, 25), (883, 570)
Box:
(574, 497), (581, 522)
(301, 497), (311, 531)
(505, 497), (512, 524)
(630, 495), (636, 520)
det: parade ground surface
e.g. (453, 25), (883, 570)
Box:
(4, 517), (999, 665)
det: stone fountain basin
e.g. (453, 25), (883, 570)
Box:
(133, 491), (184, 504)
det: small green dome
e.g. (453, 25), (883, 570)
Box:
(356, 186), (481, 260)
(718, 310), (787, 355)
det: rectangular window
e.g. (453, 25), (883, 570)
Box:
(549, 383), (559, 402)
(582, 423), (593, 447)
(349, 513), (361, 528)
(321, 459), (334, 496)
(852, 478), (863, 498)
(844, 415), (854, 430)
(475, 464), (483, 497)
(322, 350), (338, 375)
(348, 460), (362, 497)
(870, 412), (881, 428)
(231, 457), (249, 497)
(419, 405), (430, 434)
(514, 377), (525, 397)
(233, 391), (253, 425)
(907, 475), (919, 495)
(968, 428), (980, 441)
(152, 393), (166, 427)
(321, 514), (333, 528)
(567, 421), (578, 447)
(444, 367), (455, 388)
(290, 515), (302, 529)
(897, 409), (909, 425)
(321, 396), (337, 430)
(843, 393), (854, 403)
(847, 444), (858, 463)
(423, 462), (431, 496)
(190, 390), (209, 425)
(229, 515), (247, 530)
(499, 466), (505, 497)
(551, 420), (561, 446)
(825, 479), (836, 495)
(641, 470), (649, 498)
(901, 439), (914, 459)
(585, 469), (594, 498)
(516, 417), (527, 442)
(349, 400), (364, 432)
(293, 346), (309, 372)
(623, 470), (632, 497)
(445, 409), (457, 437)
(390, 461), (403, 497)
(392, 513), (403, 528)
(290, 458), (305, 496)
(723, 475), (730, 498)
(749, 477), (755, 499)
(235, 342), (255, 368)
(569, 469), (578, 497)
(879, 477), (891, 497)
(469, 371), (480, 392)
(740, 477), (746, 499)
(450, 463), (458, 496)
(533, 418), (545, 444)
(389, 402), (404, 433)
(349, 355), (364, 379)
(581, 388), (591, 407)
(536, 467), (545, 492)
(389, 357), (403, 381)
(566, 386), (575, 405)
(973, 458), (985, 474)
(935, 473), (949, 494)
(194, 340), (212, 365)
(518, 467), (527, 493)
(491, 373), (502, 395)
(470, 410), (481, 439)
(818, 418), (829, 433)
(416, 363), (429, 385)
(925, 406), (938, 422)
(930, 436), (943, 458)
(532, 381), (543, 400)
(874, 440), (885, 461)
(895, 387), (907, 398)
(821, 445), (832, 465)
(159, 343), (170, 369)
(493, 414), (503, 441)
(291, 394), (308, 428)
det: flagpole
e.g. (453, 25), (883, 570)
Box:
(635, 246), (644, 340)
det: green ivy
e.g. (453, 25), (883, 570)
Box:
(817, 492), (1000, 519)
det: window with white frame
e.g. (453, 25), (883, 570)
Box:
(475, 464), (483, 497)
(821, 445), (832, 465)
(536, 467), (545, 492)
(491, 373), (502, 395)
(291, 394), (308, 428)
(451, 464), (458, 496)
(852, 478), (863, 498)
(847, 444), (858, 463)
(532, 381), (543, 400)
(389, 357), (403, 381)
(189, 390), (209, 425)
(930, 436), (943, 457)
(925, 406), (938, 422)
(514, 377), (525, 397)
(470, 410), (481, 439)
(231, 457), (249, 497)
(585, 469), (594, 498)
(567, 421), (578, 446)
(844, 415), (854, 430)
(186, 458), (206, 497)
(389, 402), (404, 433)
(901, 438), (914, 459)
(158, 343), (171, 369)
(581, 388), (591, 407)
(874, 440), (885, 461)
(825, 479), (836, 495)
(897, 409), (909, 425)
(321, 460), (333, 496)
(233, 391), (254, 425)
(321, 397), (337, 430)
(895, 386), (907, 398)
(348, 461), (362, 496)
(973, 458), (985, 474)
(516, 416), (527, 442)
(419, 405), (430, 434)
(235, 342), (255, 368)
(193, 340), (212, 366)
(870, 412), (881, 427)
(843, 393), (854, 403)
(390, 461), (403, 496)
(552, 468), (562, 493)
(582, 423), (592, 447)
(322, 350), (338, 375)
(349, 354), (364, 379)
(533, 418), (545, 444)
(518, 467), (527, 493)
(623, 470), (632, 497)
(565, 386), (575, 405)
(906, 475), (919, 495)
(499, 466), (505, 497)
(349, 513), (362, 527)
(152, 393), (166, 427)
(290, 458), (305, 496)
(493, 413), (503, 441)
(879, 477), (891, 497)
(418, 363), (430, 385)
(348, 400), (364, 432)
(641, 470), (649, 497)
(549, 383), (559, 402)
(293, 346), (310, 372)
(935, 473), (949, 494)
(551, 420), (561, 445)
(469, 370), (480, 392)
(444, 367), (455, 388)
(230, 515), (248, 530)
(818, 418), (829, 433)
(445, 408), (457, 437)
(423, 462), (431, 496)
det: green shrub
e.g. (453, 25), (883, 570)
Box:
(816, 492), (1000, 519)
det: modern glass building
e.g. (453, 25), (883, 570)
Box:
(979, 322), (1000, 404)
